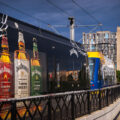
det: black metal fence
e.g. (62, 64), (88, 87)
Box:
(0, 85), (120, 120)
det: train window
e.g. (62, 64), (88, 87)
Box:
(88, 59), (95, 80)
(90, 39), (95, 51)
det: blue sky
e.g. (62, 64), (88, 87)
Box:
(0, 0), (120, 42)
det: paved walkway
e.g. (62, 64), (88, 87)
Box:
(76, 98), (120, 120)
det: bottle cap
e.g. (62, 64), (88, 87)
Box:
(33, 37), (37, 42)
(33, 37), (38, 51)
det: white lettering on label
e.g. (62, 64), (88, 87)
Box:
(14, 59), (30, 98)
(32, 70), (41, 77)
(0, 66), (12, 75)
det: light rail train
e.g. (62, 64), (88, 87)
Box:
(87, 52), (116, 89)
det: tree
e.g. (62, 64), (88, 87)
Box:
(116, 70), (120, 83)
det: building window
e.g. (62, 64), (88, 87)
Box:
(105, 33), (109, 39)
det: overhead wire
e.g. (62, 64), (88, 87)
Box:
(0, 0), (66, 36)
(0, 0), (97, 56)
(46, 0), (92, 30)
(0, 1), (51, 26)
(46, 0), (102, 53)
(72, 0), (101, 24)
(73, 0), (103, 31)
(46, 0), (101, 55)
(46, 0), (71, 17)
(71, 0), (104, 43)
(72, 0), (103, 31)
(46, 0), (75, 36)
(46, 0), (103, 40)
(0, 0), (102, 42)
(46, 0), (87, 55)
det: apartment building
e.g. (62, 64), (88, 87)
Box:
(116, 27), (120, 70)
(83, 31), (117, 66)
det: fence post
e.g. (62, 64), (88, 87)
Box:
(99, 89), (101, 109)
(87, 91), (91, 114)
(114, 87), (116, 101)
(71, 93), (75, 120)
(48, 97), (51, 120)
(117, 87), (119, 98)
(106, 88), (109, 106)
(11, 100), (16, 120)
(118, 86), (120, 98)
(111, 88), (114, 103)
(113, 88), (115, 101)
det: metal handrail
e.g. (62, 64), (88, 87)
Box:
(0, 85), (120, 120)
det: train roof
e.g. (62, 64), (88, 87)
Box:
(87, 51), (115, 67)
(0, 13), (86, 59)
(87, 52), (103, 59)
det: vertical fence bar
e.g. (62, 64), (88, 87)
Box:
(118, 86), (120, 98)
(111, 88), (113, 103)
(119, 86), (120, 97)
(87, 91), (91, 114)
(119, 87), (120, 97)
(11, 100), (16, 120)
(71, 93), (75, 120)
(113, 88), (115, 101)
(115, 87), (116, 101)
(117, 87), (119, 98)
(48, 97), (51, 120)
(116, 87), (118, 99)
(99, 89), (101, 109)
(117, 87), (119, 99)
(106, 88), (109, 106)
(116, 87), (118, 100)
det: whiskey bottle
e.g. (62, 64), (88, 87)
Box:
(14, 31), (30, 98)
(0, 35), (13, 99)
(31, 38), (42, 95)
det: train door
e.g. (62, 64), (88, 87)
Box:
(88, 58), (100, 89)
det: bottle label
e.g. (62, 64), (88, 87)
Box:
(31, 66), (42, 95)
(0, 61), (13, 99)
(14, 59), (30, 98)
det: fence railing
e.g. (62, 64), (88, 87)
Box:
(0, 85), (120, 120)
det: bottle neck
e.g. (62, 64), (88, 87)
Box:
(33, 41), (39, 59)
(2, 47), (9, 54)
(1, 35), (9, 54)
(33, 50), (39, 59)
(18, 41), (25, 51)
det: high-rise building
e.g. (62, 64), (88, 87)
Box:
(83, 31), (117, 66)
(116, 27), (120, 70)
